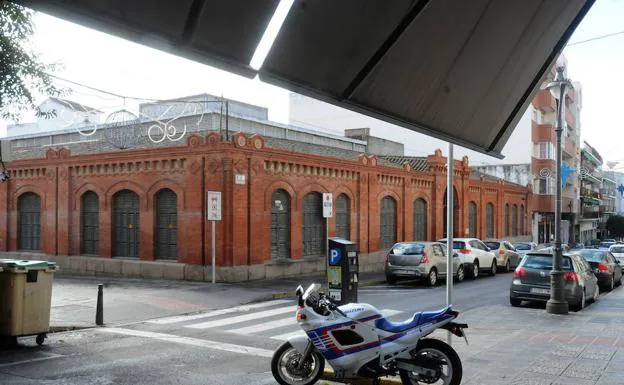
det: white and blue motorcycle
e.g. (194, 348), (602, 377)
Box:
(271, 284), (467, 385)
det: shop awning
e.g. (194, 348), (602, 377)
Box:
(18, 0), (594, 158)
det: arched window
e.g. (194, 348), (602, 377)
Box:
(512, 205), (518, 237)
(18, 192), (41, 251)
(520, 205), (525, 235)
(413, 198), (427, 241)
(113, 190), (140, 258)
(155, 189), (178, 259)
(468, 202), (477, 238)
(486, 203), (495, 238)
(303, 192), (324, 256)
(335, 194), (350, 240)
(380, 196), (397, 248)
(81, 191), (99, 255)
(271, 189), (291, 259)
(505, 204), (510, 237)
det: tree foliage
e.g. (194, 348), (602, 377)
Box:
(0, 1), (62, 121)
(606, 215), (624, 239)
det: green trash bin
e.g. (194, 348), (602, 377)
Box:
(0, 259), (58, 346)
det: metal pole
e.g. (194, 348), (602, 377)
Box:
(446, 143), (454, 344)
(547, 67), (569, 315)
(212, 220), (216, 284)
(96, 284), (104, 326)
(326, 217), (329, 294)
(225, 100), (229, 141)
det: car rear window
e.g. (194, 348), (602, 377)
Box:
(577, 249), (607, 262)
(390, 244), (424, 255)
(611, 246), (624, 253)
(437, 240), (466, 250)
(522, 255), (572, 270)
(484, 241), (500, 249)
(513, 243), (531, 251)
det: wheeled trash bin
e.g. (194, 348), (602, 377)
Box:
(0, 260), (58, 346)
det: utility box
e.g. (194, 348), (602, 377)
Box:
(327, 238), (359, 305)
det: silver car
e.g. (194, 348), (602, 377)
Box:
(385, 242), (463, 286)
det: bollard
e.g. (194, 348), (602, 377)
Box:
(96, 284), (104, 326)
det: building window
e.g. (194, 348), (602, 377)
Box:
(537, 142), (554, 160)
(505, 204), (510, 237)
(538, 178), (554, 195)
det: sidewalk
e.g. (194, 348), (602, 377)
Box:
(438, 288), (624, 385)
(49, 272), (386, 328)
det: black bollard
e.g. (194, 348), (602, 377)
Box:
(96, 284), (104, 326)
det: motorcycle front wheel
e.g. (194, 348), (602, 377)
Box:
(271, 341), (325, 385)
(399, 338), (462, 385)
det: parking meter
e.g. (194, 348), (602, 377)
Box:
(327, 238), (359, 305)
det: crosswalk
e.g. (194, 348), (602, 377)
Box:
(147, 299), (406, 341)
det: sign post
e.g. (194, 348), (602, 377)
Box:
(207, 191), (222, 284)
(323, 193), (333, 293)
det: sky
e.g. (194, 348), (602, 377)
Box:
(2, 1), (624, 166)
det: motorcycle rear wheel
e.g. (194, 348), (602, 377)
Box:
(399, 338), (462, 385)
(271, 341), (325, 385)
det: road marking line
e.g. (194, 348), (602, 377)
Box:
(187, 306), (295, 329)
(271, 330), (306, 341)
(227, 316), (295, 334)
(0, 353), (65, 368)
(99, 328), (274, 358)
(147, 299), (292, 325)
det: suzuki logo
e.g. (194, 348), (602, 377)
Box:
(540, 271), (546, 277)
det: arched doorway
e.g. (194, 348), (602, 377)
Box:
(81, 191), (99, 255)
(18, 192), (41, 251)
(155, 189), (177, 259)
(380, 196), (397, 249)
(443, 188), (459, 237)
(302, 192), (324, 257)
(486, 203), (495, 238)
(335, 194), (350, 240)
(413, 198), (427, 241)
(468, 201), (477, 238)
(512, 204), (518, 236)
(113, 190), (140, 258)
(505, 204), (510, 237)
(271, 189), (291, 259)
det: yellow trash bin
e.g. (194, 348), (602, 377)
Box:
(0, 259), (58, 345)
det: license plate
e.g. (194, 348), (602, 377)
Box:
(397, 270), (417, 275)
(530, 288), (550, 294)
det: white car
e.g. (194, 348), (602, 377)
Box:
(609, 244), (624, 265)
(437, 238), (498, 279)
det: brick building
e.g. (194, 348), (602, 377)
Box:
(0, 96), (532, 281)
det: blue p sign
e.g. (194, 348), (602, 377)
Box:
(329, 249), (342, 265)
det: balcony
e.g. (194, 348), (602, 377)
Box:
(533, 195), (554, 213)
(600, 205), (617, 214)
(600, 188), (616, 199)
(532, 122), (554, 142)
(582, 211), (601, 219)
(581, 172), (602, 185)
(533, 90), (556, 112)
(581, 149), (602, 167)
(565, 108), (575, 129)
(563, 138), (576, 158)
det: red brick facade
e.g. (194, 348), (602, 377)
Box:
(0, 132), (532, 267)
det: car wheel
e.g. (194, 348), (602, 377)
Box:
(386, 276), (397, 285)
(593, 284), (600, 302)
(510, 298), (522, 307)
(471, 261), (479, 279)
(572, 289), (585, 312)
(608, 275), (615, 292)
(489, 260), (497, 276)
(427, 268), (438, 287)
(505, 259), (511, 273)
(455, 265), (465, 283)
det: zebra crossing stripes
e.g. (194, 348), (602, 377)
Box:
(186, 305), (295, 329)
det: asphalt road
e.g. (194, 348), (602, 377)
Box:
(0, 271), (574, 385)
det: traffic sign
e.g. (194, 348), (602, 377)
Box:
(207, 191), (222, 221)
(323, 193), (333, 218)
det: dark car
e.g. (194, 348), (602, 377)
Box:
(509, 252), (599, 311)
(574, 249), (622, 291)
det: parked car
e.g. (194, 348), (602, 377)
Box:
(483, 240), (521, 272)
(537, 244), (570, 254)
(385, 242), (463, 286)
(609, 244), (624, 264)
(509, 252), (599, 311)
(604, 239), (617, 243)
(600, 241), (616, 249)
(574, 249), (622, 291)
(437, 238), (497, 279)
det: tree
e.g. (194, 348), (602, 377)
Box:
(606, 215), (624, 239)
(0, 1), (62, 121)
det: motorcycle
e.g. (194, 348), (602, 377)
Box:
(271, 283), (468, 385)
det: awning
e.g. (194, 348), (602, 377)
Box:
(18, 0), (594, 158)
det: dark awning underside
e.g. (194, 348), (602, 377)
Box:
(18, 0), (594, 158)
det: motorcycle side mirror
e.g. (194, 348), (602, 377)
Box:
(295, 285), (304, 297)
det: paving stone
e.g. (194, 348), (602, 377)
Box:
(551, 377), (596, 385)
(562, 366), (603, 381)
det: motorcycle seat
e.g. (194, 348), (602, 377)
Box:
(374, 306), (452, 333)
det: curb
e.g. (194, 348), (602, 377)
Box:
(271, 279), (386, 299)
(322, 367), (402, 384)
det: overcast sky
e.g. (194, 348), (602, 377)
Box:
(2, 1), (624, 167)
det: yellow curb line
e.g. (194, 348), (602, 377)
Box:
(322, 367), (402, 384)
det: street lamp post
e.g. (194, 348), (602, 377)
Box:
(546, 66), (573, 315)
